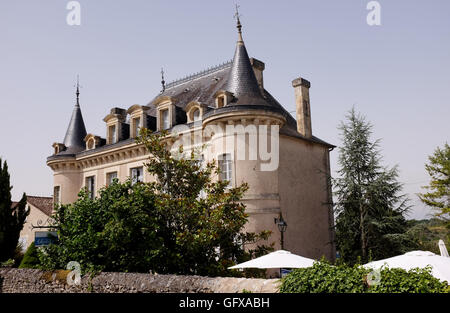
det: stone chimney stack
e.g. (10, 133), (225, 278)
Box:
(250, 57), (265, 92)
(292, 77), (312, 138)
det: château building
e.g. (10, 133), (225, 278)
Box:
(47, 17), (336, 261)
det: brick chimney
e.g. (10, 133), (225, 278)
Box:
(250, 57), (265, 92)
(292, 77), (312, 138)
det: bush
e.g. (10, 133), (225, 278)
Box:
(19, 242), (40, 269)
(370, 266), (449, 293)
(280, 261), (449, 293)
(280, 261), (368, 293)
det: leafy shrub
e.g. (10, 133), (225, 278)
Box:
(19, 242), (40, 269)
(280, 261), (368, 293)
(370, 266), (448, 293)
(280, 261), (449, 293)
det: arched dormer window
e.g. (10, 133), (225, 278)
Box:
(214, 90), (233, 108)
(52, 143), (66, 155)
(186, 101), (205, 123)
(87, 138), (94, 150)
(84, 134), (103, 150)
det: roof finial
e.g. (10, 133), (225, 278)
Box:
(75, 75), (81, 106)
(160, 68), (166, 93)
(234, 4), (243, 43)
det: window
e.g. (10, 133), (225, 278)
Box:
(130, 167), (143, 185)
(198, 155), (207, 199)
(217, 96), (225, 108)
(53, 186), (60, 205)
(133, 117), (141, 137)
(106, 172), (118, 186)
(218, 153), (232, 188)
(193, 109), (201, 121)
(85, 176), (95, 199)
(87, 139), (94, 150)
(109, 125), (117, 144)
(161, 109), (170, 130)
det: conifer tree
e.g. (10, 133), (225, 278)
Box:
(0, 158), (29, 262)
(334, 108), (410, 264)
(419, 143), (450, 241)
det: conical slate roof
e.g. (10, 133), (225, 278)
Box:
(62, 88), (87, 153)
(225, 17), (267, 105)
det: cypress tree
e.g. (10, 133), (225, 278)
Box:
(0, 158), (29, 262)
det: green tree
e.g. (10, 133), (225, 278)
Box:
(39, 130), (271, 276)
(19, 242), (40, 269)
(334, 108), (411, 264)
(419, 143), (450, 241)
(0, 158), (29, 262)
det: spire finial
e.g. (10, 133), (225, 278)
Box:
(75, 75), (81, 106)
(160, 68), (166, 93)
(234, 4), (243, 43)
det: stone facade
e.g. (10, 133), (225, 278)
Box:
(0, 268), (279, 293)
(46, 18), (336, 262)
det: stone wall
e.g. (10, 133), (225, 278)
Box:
(0, 268), (280, 293)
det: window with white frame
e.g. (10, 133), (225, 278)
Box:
(106, 172), (118, 186)
(161, 109), (170, 130)
(133, 117), (141, 137)
(85, 176), (95, 199)
(218, 153), (232, 188)
(109, 125), (117, 144)
(130, 167), (143, 185)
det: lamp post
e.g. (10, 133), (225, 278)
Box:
(274, 214), (287, 250)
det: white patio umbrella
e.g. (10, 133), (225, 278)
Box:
(438, 239), (449, 257)
(364, 250), (450, 284)
(228, 250), (315, 269)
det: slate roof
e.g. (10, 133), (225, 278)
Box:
(50, 20), (333, 161)
(61, 93), (87, 154)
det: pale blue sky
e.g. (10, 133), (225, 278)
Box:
(0, 1), (449, 219)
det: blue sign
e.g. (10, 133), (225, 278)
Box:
(281, 268), (292, 277)
(35, 231), (58, 247)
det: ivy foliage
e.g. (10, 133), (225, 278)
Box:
(280, 261), (449, 293)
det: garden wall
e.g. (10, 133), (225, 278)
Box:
(0, 268), (279, 293)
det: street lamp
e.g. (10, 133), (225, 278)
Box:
(274, 214), (287, 250)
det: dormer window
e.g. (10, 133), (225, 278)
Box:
(133, 117), (141, 137)
(52, 143), (66, 155)
(214, 90), (233, 108)
(161, 109), (170, 130)
(103, 107), (127, 144)
(193, 109), (200, 121)
(87, 138), (94, 150)
(109, 125), (117, 144)
(152, 96), (176, 131)
(127, 105), (149, 138)
(84, 134), (104, 151)
(217, 96), (225, 108)
(186, 101), (205, 123)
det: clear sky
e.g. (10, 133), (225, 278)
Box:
(0, 0), (449, 219)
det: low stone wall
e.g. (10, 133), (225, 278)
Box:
(0, 268), (280, 293)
